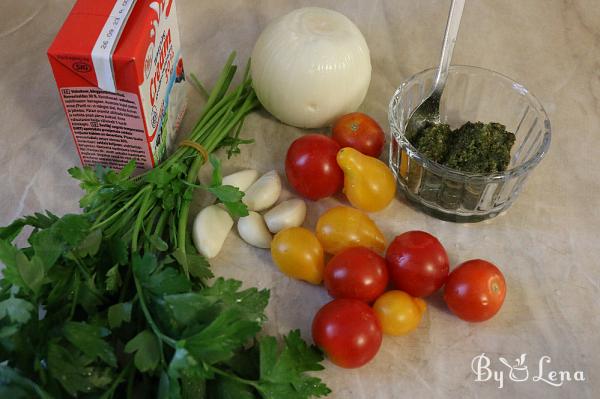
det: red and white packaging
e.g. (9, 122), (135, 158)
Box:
(48, 0), (187, 172)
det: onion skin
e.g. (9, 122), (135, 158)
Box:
(251, 7), (372, 128)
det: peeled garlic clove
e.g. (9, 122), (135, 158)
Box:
(243, 170), (282, 211)
(222, 169), (259, 192)
(237, 211), (272, 249)
(192, 205), (233, 258)
(264, 199), (307, 233)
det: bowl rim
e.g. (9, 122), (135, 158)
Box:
(388, 64), (552, 181)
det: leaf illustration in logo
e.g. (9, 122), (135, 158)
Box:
(499, 354), (529, 382)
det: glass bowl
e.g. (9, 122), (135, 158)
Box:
(388, 65), (551, 222)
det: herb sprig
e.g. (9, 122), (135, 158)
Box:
(0, 53), (330, 399)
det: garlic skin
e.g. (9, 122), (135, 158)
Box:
(222, 169), (259, 192)
(237, 211), (272, 249)
(263, 199), (307, 233)
(251, 7), (371, 128)
(243, 170), (282, 211)
(192, 205), (234, 258)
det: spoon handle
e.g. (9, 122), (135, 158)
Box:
(433, 0), (465, 95)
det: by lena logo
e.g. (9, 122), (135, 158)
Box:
(471, 353), (585, 389)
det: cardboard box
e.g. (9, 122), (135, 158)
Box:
(48, 0), (187, 171)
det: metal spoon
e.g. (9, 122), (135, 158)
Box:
(406, 0), (465, 137)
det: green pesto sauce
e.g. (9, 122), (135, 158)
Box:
(410, 121), (516, 174)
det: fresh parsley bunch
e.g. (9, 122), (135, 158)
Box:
(0, 54), (330, 399)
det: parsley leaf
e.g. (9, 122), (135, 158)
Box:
(208, 185), (244, 205)
(105, 264), (121, 293)
(0, 366), (53, 399)
(29, 228), (63, 269)
(0, 239), (24, 287)
(16, 253), (45, 294)
(53, 214), (92, 246)
(201, 278), (269, 321)
(178, 279), (269, 365)
(168, 346), (202, 379)
(145, 167), (177, 188)
(146, 267), (191, 296)
(0, 211), (58, 242)
(107, 302), (132, 329)
(47, 342), (114, 396)
(134, 254), (191, 296)
(187, 253), (213, 280)
(0, 296), (35, 324)
(184, 307), (263, 365)
(256, 330), (330, 399)
(75, 228), (103, 258)
(63, 322), (117, 367)
(125, 330), (161, 372)
(107, 238), (128, 265)
(204, 156), (249, 218)
(163, 292), (213, 326)
(149, 234), (169, 252)
(132, 252), (158, 277)
(222, 200), (250, 218)
(118, 159), (137, 180)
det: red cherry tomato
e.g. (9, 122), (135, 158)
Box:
(385, 231), (449, 297)
(312, 298), (382, 369)
(444, 259), (506, 322)
(285, 134), (343, 200)
(324, 247), (388, 303)
(332, 112), (385, 158)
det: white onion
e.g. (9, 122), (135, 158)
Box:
(251, 7), (371, 128)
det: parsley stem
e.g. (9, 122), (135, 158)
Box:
(131, 189), (153, 252)
(126, 369), (135, 399)
(68, 274), (80, 320)
(71, 255), (103, 298)
(153, 209), (168, 239)
(174, 95), (254, 264)
(142, 206), (161, 238)
(103, 201), (142, 238)
(189, 73), (210, 98)
(99, 361), (133, 399)
(132, 272), (177, 360)
(92, 185), (151, 230)
(118, 267), (132, 303)
(210, 366), (260, 390)
(200, 52), (236, 120)
(92, 189), (132, 221)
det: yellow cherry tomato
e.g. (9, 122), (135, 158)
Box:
(315, 206), (386, 255)
(337, 147), (397, 212)
(271, 227), (324, 284)
(373, 290), (427, 336)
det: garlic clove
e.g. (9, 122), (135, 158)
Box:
(263, 198), (307, 233)
(242, 170), (282, 211)
(192, 205), (234, 258)
(237, 211), (272, 249)
(222, 169), (259, 192)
